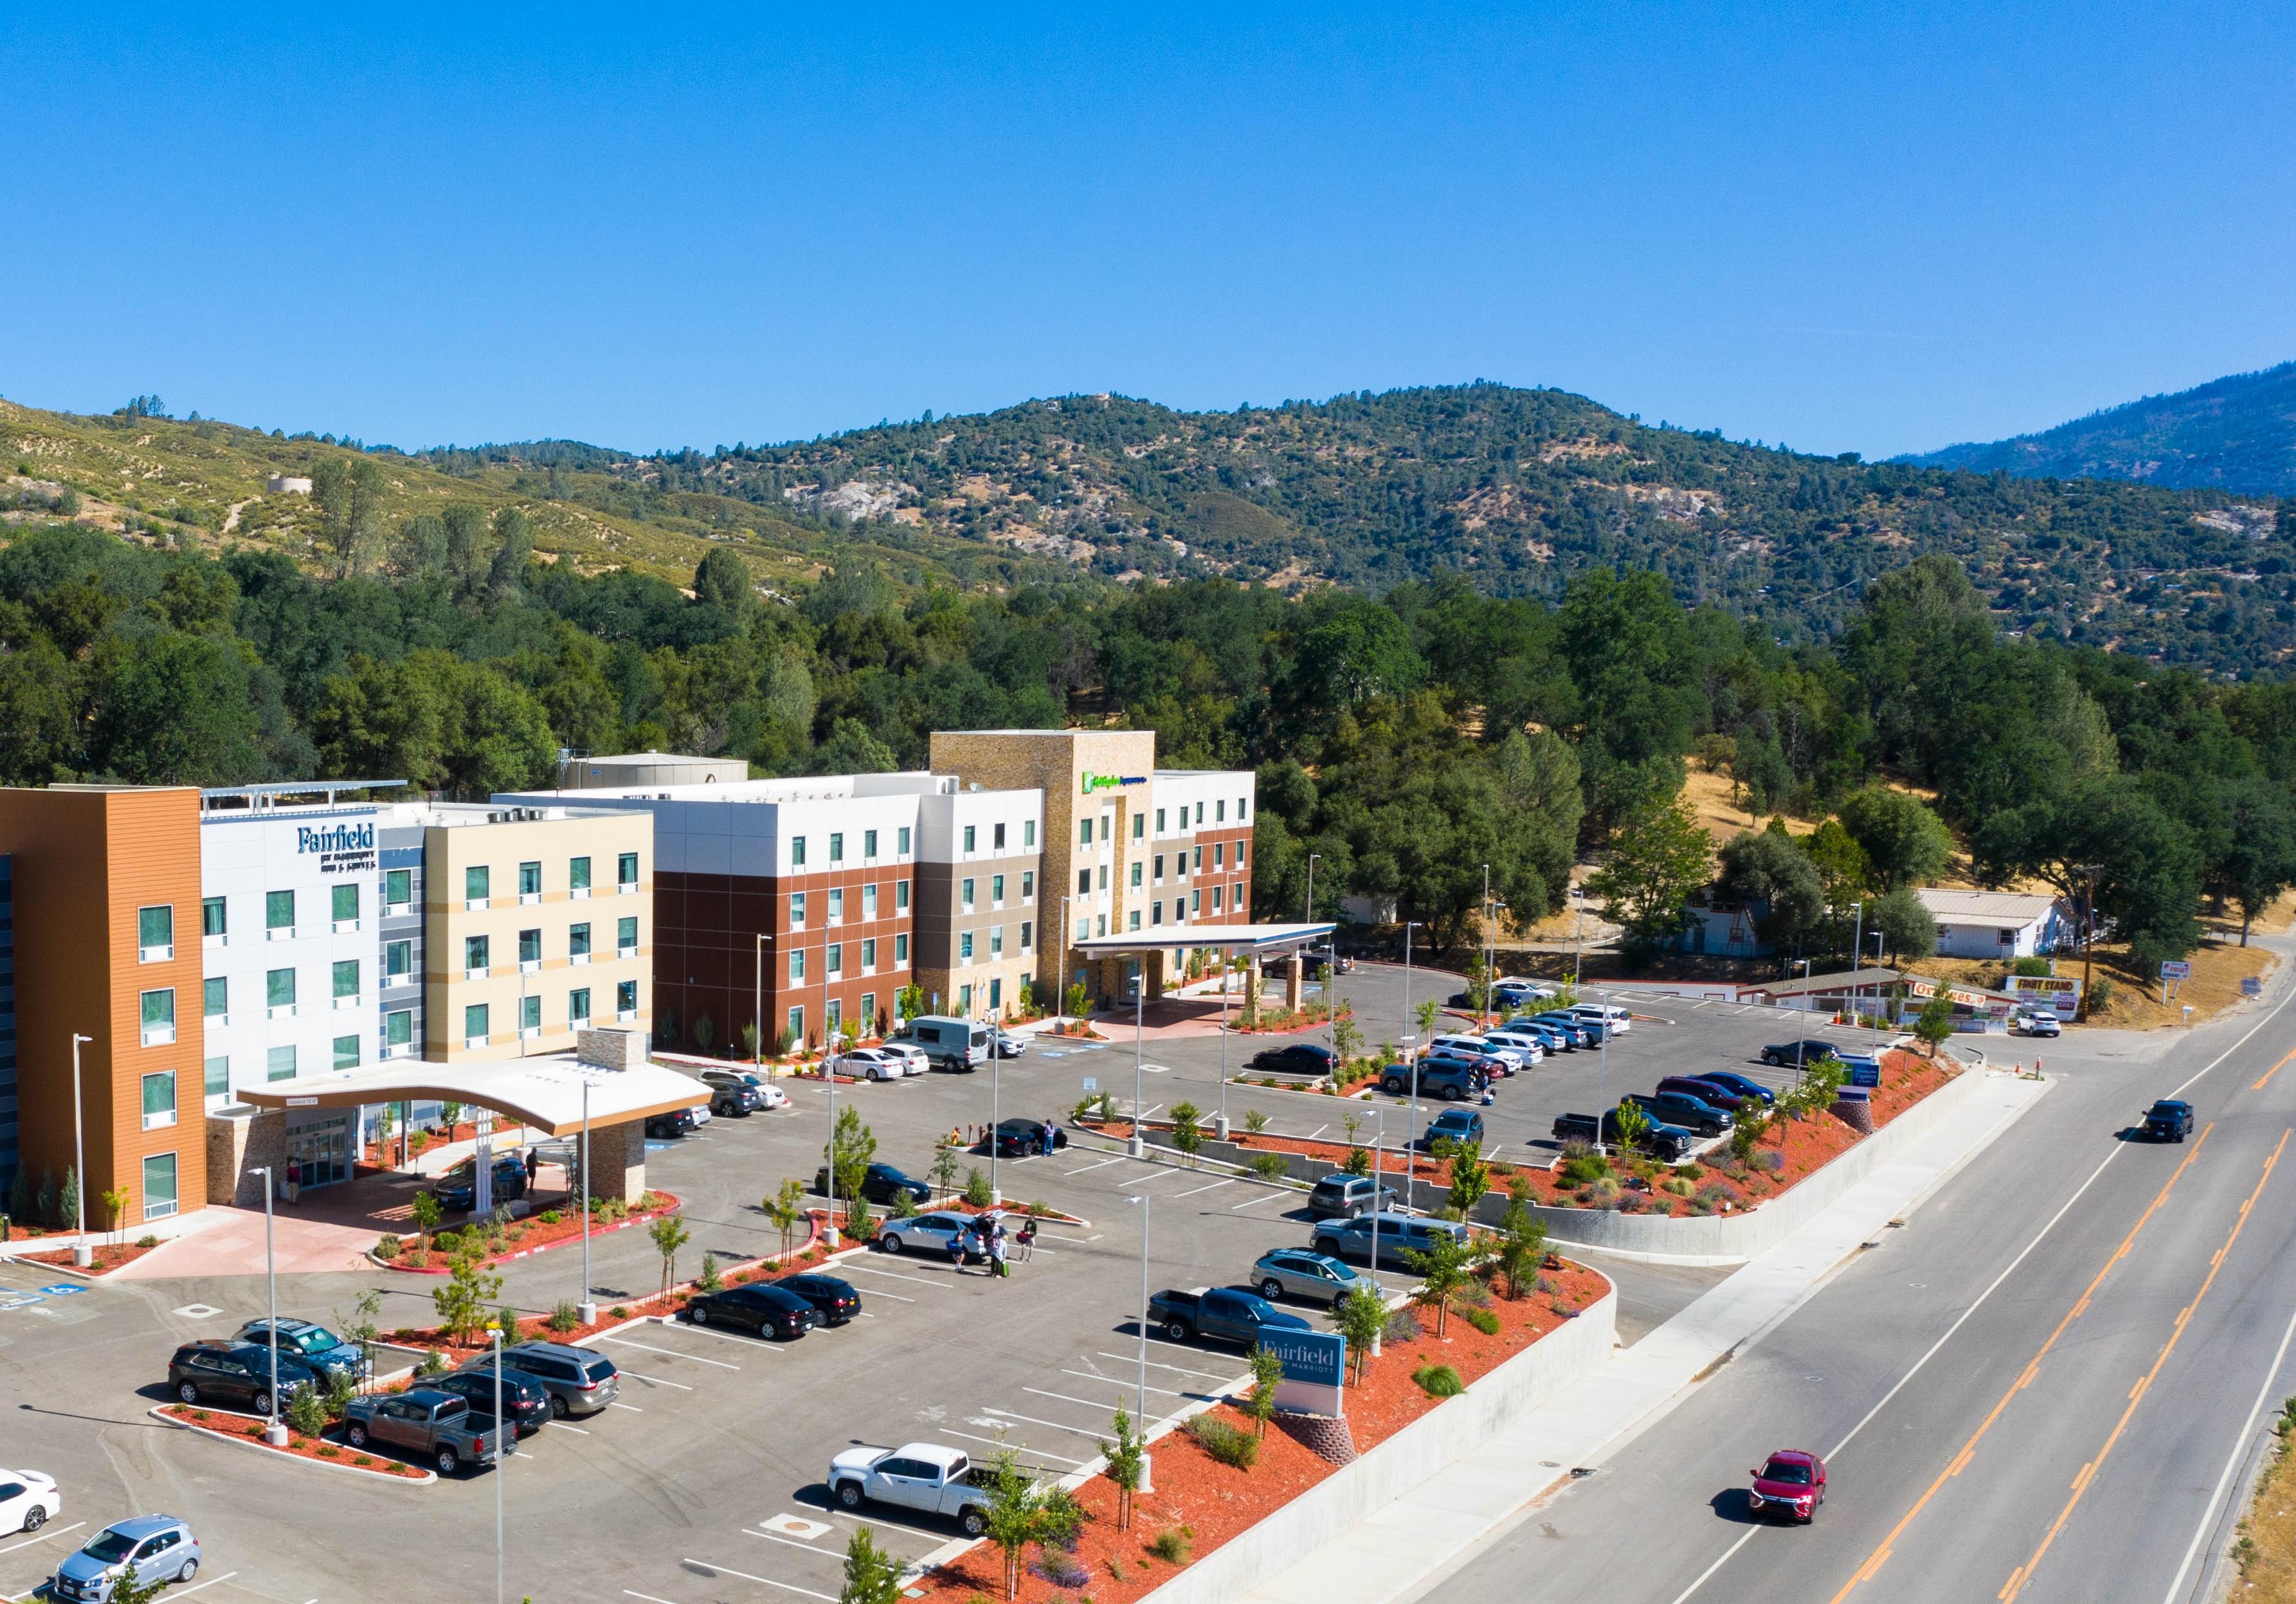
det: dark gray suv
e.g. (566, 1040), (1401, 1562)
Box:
(480, 1341), (620, 1418)
(1309, 1211), (1470, 1271)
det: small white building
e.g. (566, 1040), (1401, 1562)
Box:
(1915, 888), (2072, 960)
(266, 474), (313, 496)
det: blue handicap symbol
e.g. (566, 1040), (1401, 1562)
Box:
(39, 1284), (87, 1297)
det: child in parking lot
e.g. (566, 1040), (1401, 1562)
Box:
(1015, 1218), (1036, 1262)
(946, 1230), (968, 1274)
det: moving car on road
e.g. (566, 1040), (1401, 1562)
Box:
(1251, 1248), (1362, 1307)
(53, 1516), (200, 1600)
(828, 1443), (1009, 1536)
(684, 1282), (821, 1340)
(1747, 1450), (1827, 1522)
(2141, 1099), (2195, 1142)
(0, 1469), (59, 1535)
(1147, 1286), (1311, 1347)
(342, 1388), (509, 1475)
(2014, 1010), (2063, 1037)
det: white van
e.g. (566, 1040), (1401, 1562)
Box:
(898, 1016), (993, 1072)
(1431, 1032), (1535, 1071)
(1567, 1003), (1632, 1036)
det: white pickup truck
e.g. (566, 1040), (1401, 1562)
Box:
(827, 1443), (1013, 1536)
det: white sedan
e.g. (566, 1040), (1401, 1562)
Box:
(0, 1470), (59, 1533)
(840, 1049), (916, 1081)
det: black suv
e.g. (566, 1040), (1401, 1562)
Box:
(169, 1340), (322, 1412)
(430, 1154), (528, 1213)
(429, 1367), (554, 1436)
(685, 1283), (820, 1340)
(1759, 1039), (1838, 1067)
(703, 1078), (761, 1117)
(646, 1106), (701, 1140)
(812, 1162), (932, 1205)
(234, 1317), (368, 1379)
(1248, 1043), (1339, 1077)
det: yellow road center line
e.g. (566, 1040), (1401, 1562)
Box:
(1825, 1122), (2214, 1604)
(2254, 1046), (2296, 1092)
(1998, 1128), (2289, 1603)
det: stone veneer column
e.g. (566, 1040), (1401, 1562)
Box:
(580, 1119), (648, 1203)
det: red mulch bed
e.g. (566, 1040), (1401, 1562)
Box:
(158, 1405), (428, 1478)
(911, 1258), (1612, 1604)
(17, 1240), (161, 1275)
(378, 1191), (683, 1274)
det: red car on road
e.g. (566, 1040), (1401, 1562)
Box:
(1748, 1450), (1827, 1522)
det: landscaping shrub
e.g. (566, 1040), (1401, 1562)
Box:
(1037, 1484), (1087, 1550)
(1413, 1364), (1465, 1398)
(963, 1169), (993, 1207)
(610, 1305), (629, 1321)
(1032, 1553), (1091, 1589)
(317, 1444), (340, 1457)
(1249, 1154), (1290, 1181)
(1383, 1305), (1423, 1344)
(1559, 1153), (1608, 1186)
(419, 1349), (447, 1376)
(1146, 1526), (1193, 1565)
(1461, 1306), (1502, 1337)
(287, 1385), (327, 1438)
(374, 1234), (402, 1261)
(1027, 1199), (1051, 1218)
(696, 1252), (723, 1292)
(1755, 1151), (1785, 1173)
(136, 1234), (159, 1248)
(1695, 1182), (1735, 1207)
(1616, 1193), (1648, 1213)
(537, 1209), (563, 1226)
(1186, 1415), (1260, 1469)
(1660, 1176), (1695, 1198)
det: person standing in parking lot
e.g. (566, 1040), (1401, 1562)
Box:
(990, 1231), (1009, 1279)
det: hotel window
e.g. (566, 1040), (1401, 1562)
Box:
(791, 835), (808, 867)
(138, 905), (173, 962)
(1128, 910), (1141, 932)
(1097, 865), (1108, 892)
(961, 878), (975, 912)
(860, 991), (877, 1027)
(385, 1010), (413, 1054)
(520, 995), (541, 1036)
(1156, 807), (1167, 832)
(894, 932), (909, 964)
(617, 980), (638, 1017)
(786, 1005), (804, 1042)
(141, 1071), (176, 1131)
(465, 935), (489, 976)
(332, 1034), (360, 1071)
(267, 1044), (297, 1081)
(1024, 820), (1035, 847)
(333, 959), (360, 1003)
(142, 1153), (178, 1222)
(1077, 870), (1090, 896)
(959, 932), (973, 963)
(570, 987), (591, 1025)
(464, 1004), (489, 1045)
(898, 826), (911, 856)
(267, 968), (296, 1014)
(1215, 842), (1226, 869)
(266, 888), (294, 936)
(332, 882), (359, 928)
(864, 829), (878, 859)
(993, 822), (1006, 849)
(1130, 862), (1143, 888)
(203, 976), (228, 1020)
(957, 984), (972, 1015)
(570, 856), (592, 896)
(386, 939), (412, 982)
(569, 924), (590, 962)
(1212, 885), (1225, 912)
(826, 997), (844, 1034)
(519, 860), (542, 903)
(384, 870), (411, 912)
(990, 926), (1004, 957)
(894, 880), (910, 914)
(519, 928), (541, 971)
(1236, 840), (1247, 867)
(204, 1055), (229, 1097)
(862, 937), (877, 972)
(791, 892), (807, 928)
(466, 865), (490, 905)
(827, 942), (844, 977)
(1192, 845), (1203, 871)
(1096, 914), (1107, 937)
(1154, 854), (1166, 881)
(617, 916), (638, 956)
(1217, 799), (1227, 823)
(828, 888), (844, 924)
(1239, 797), (1249, 820)
(1079, 818), (1092, 847)
(863, 883), (878, 919)
(1132, 813), (1144, 840)
(203, 896), (226, 941)
(963, 825), (976, 853)
(1021, 870), (1034, 901)
(618, 852), (640, 892)
(991, 874), (1004, 905)
(1074, 917), (1089, 943)
(1020, 921), (1033, 953)
(829, 833), (845, 864)
(1153, 901), (1164, 925)
(1191, 890), (1201, 915)
(790, 950), (806, 983)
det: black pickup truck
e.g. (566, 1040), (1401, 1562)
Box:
(2140, 1100), (2194, 1142)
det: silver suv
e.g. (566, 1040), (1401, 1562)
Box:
(1250, 1248), (1361, 1306)
(482, 1341), (620, 1418)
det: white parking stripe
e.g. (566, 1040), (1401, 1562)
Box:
(982, 1406), (1110, 1439)
(1039, 1231), (1101, 1243)
(600, 1334), (741, 1369)
(0, 1521), (81, 1556)
(941, 1428), (1090, 1466)
(839, 1262), (952, 1287)
(813, 1506), (957, 1542)
(1094, 1350), (1231, 1380)
(1173, 1178), (1234, 1198)
(617, 1369), (696, 1391)
(610, 1401), (646, 1412)
(626, 1592), (683, 1603)
(746, 1529), (831, 1554)
(1063, 1156), (1126, 1176)
(674, 1319), (782, 1346)
(1229, 1189), (1289, 1209)
(1062, 1369), (1185, 1398)
(682, 1559), (833, 1601)
(1026, 1383), (1138, 1412)
(168, 1572), (240, 1598)
(547, 1420), (592, 1434)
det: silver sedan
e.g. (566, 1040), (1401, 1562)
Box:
(1250, 1248), (1361, 1308)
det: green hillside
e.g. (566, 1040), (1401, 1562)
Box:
(1903, 360), (2296, 497)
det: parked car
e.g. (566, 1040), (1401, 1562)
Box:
(1492, 977), (1557, 1006)
(703, 1077), (763, 1115)
(1687, 1070), (1775, 1105)
(1568, 1003), (1632, 1035)
(1759, 1038), (1838, 1067)
(841, 1048), (915, 1081)
(233, 1317), (369, 1380)
(1310, 1212), (1472, 1271)
(1521, 1013), (1593, 1047)
(168, 1340), (321, 1413)
(0, 1469), (59, 1534)
(989, 1029), (1027, 1059)
(703, 1067), (790, 1111)
(1658, 1075), (1749, 1112)
(1306, 1175), (1398, 1219)
(1445, 990), (1487, 1011)
(1550, 1109), (1693, 1162)
(1623, 1090), (1728, 1137)
(1431, 1034), (1528, 1072)
(814, 1162), (932, 1205)
(1425, 1047), (1511, 1082)
(988, 1117), (1069, 1157)
(1147, 1286), (1311, 1347)
(1249, 1041), (1341, 1077)
(2014, 1011), (2063, 1038)
(685, 1282), (820, 1339)
(776, 1274), (863, 1326)
(429, 1367), (553, 1436)
(1498, 1019), (1572, 1052)
(875, 1042), (932, 1076)
(1251, 1248), (1362, 1307)
(1747, 1450), (1827, 1522)
(53, 1516), (200, 1600)
(876, 1211), (988, 1260)
(342, 1387), (509, 1475)
(1378, 1059), (1483, 1101)
(429, 1153), (527, 1213)
(898, 1015), (992, 1071)
(1477, 1030), (1549, 1065)
(484, 1341), (620, 1418)
(1416, 1108), (1486, 1152)
(2141, 1099), (2195, 1142)
(828, 1443), (1008, 1536)
(1305, 953), (1355, 979)
(645, 1106), (701, 1140)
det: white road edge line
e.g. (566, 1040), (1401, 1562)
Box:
(2160, 1295), (2296, 1603)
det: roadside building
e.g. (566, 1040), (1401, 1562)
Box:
(1669, 888), (1774, 959)
(1913, 889), (2072, 960)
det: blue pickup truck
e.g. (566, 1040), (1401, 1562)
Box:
(1146, 1286), (1311, 1347)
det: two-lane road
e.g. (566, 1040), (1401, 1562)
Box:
(1420, 964), (2296, 1604)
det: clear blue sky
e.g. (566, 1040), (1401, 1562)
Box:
(5, 4), (2291, 458)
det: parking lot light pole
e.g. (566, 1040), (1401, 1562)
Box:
(1401, 921), (1422, 1212)
(824, 940), (841, 1251)
(754, 933), (766, 1071)
(577, 1078), (596, 1325)
(1058, 896), (1072, 1027)
(1847, 899), (1865, 1030)
(1216, 944), (1231, 1138)
(1125, 1193), (1153, 1494)
(1369, 1102), (1386, 1303)
(1867, 933), (1885, 1048)
(1305, 854), (1319, 923)
(1791, 959), (1814, 1083)
(1129, 970), (1147, 1160)
(250, 1165), (286, 1445)
(990, 1049), (1002, 1206)
(70, 1032), (92, 1266)
(488, 1317), (505, 1604)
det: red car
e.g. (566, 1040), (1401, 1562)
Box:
(1748, 1450), (1827, 1522)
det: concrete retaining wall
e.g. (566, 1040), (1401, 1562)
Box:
(1135, 1285), (1618, 1604)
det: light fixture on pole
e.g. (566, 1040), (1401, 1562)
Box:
(1125, 1193), (1153, 1495)
(990, 1041), (1002, 1206)
(1791, 959), (1814, 1082)
(1401, 921), (1422, 1212)
(824, 930), (841, 1251)
(1847, 898), (1865, 1031)
(250, 1164), (286, 1445)
(1128, 968), (1147, 1160)
(69, 1032), (92, 1267)
(754, 933), (767, 1070)
(577, 1077), (596, 1324)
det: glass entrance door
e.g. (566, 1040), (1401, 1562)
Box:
(285, 1113), (350, 1189)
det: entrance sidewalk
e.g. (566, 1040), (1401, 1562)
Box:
(1231, 1067), (2052, 1604)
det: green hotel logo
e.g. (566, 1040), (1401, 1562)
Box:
(1081, 771), (1146, 794)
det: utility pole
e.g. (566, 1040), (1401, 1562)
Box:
(2075, 865), (2101, 1022)
(1305, 854), (1319, 923)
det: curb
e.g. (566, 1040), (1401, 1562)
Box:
(370, 1195), (685, 1275)
(148, 1405), (438, 1484)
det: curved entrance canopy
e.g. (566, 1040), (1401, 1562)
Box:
(235, 1051), (709, 1137)
(1072, 921), (1336, 960)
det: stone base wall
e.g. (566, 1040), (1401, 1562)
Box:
(204, 1107), (284, 1209)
